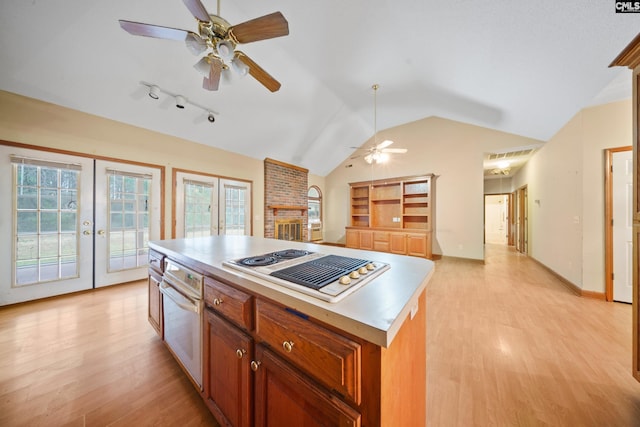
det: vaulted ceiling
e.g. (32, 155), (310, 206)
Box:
(0, 1), (637, 176)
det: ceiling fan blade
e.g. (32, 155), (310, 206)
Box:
(119, 20), (193, 41)
(203, 58), (223, 91)
(376, 140), (394, 150)
(182, 0), (211, 22)
(229, 12), (289, 44)
(382, 148), (408, 154)
(236, 52), (281, 92)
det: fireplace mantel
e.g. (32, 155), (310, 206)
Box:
(268, 205), (307, 216)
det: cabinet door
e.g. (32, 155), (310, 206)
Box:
(406, 234), (427, 257)
(389, 232), (407, 254)
(148, 272), (162, 337)
(205, 310), (253, 427)
(345, 229), (359, 249)
(253, 345), (361, 427)
(359, 230), (374, 250)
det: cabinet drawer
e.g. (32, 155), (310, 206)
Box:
(373, 231), (389, 242)
(255, 300), (361, 404)
(205, 277), (254, 331)
(148, 249), (165, 274)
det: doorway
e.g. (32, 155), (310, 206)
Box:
(605, 146), (633, 303)
(0, 145), (162, 305)
(484, 194), (509, 244)
(173, 169), (252, 238)
(514, 185), (528, 254)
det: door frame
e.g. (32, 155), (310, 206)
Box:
(1, 140), (165, 299)
(605, 146), (633, 302)
(172, 167), (253, 238)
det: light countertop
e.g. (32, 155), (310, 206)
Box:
(149, 235), (434, 347)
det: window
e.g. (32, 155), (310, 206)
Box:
(308, 186), (322, 224)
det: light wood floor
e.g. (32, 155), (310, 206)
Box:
(1, 244), (640, 426)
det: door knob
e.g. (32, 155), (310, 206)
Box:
(83, 230), (92, 235)
(97, 229), (106, 236)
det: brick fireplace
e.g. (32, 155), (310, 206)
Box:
(264, 158), (308, 241)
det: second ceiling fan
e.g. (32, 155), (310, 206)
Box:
(119, 0), (289, 92)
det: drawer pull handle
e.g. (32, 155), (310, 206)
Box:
(236, 348), (246, 359)
(213, 298), (223, 306)
(250, 361), (261, 372)
(282, 340), (294, 353)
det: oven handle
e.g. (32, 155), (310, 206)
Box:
(159, 281), (201, 314)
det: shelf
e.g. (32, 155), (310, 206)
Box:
(268, 205), (307, 216)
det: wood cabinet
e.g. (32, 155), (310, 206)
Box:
(204, 310), (253, 427)
(347, 174), (435, 258)
(610, 34), (640, 383)
(254, 345), (361, 427)
(198, 273), (427, 426)
(147, 249), (164, 337)
(202, 275), (364, 426)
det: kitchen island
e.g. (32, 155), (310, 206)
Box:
(148, 235), (434, 427)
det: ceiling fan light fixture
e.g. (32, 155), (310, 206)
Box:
(231, 56), (249, 77)
(220, 65), (233, 84)
(194, 56), (212, 76)
(148, 85), (160, 99)
(185, 33), (208, 56)
(216, 40), (235, 61)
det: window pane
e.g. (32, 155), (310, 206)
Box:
(17, 186), (37, 209)
(17, 212), (37, 234)
(40, 212), (59, 233)
(40, 188), (59, 209)
(40, 168), (59, 188)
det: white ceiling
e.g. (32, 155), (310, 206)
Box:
(0, 1), (637, 176)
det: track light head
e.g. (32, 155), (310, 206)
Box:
(175, 95), (185, 109)
(148, 85), (160, 99)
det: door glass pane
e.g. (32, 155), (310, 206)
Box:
(108, 172), (150, 272)
(14, 164), (80, 285)
(224, 185), (247, 235)
(184, 181), (213, 238)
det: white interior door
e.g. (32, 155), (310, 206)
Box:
(484, 194), (508, 244)
(0, 146), (94, 305)
(94, 160), (161, 287)
(613, 150), (633, 303)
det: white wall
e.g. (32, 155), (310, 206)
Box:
(484, 177), (514, 194)
(513, 99), (632, 292)
(325, 116), (544, 260)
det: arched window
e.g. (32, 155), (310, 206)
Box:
(308, 186), (322, 224)
(308, 186), (322, 241)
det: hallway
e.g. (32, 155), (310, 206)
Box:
(427, 243), (640, 426)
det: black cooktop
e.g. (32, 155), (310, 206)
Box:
(270, 255), (371, 290)
(237, 249), (311, 267)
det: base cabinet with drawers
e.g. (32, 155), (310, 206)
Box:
(200, 273), (427, 427)
(347, 228), (431, 258)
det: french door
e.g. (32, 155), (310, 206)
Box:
(0, 146), (161, 305)
(174, 171), (251, 238)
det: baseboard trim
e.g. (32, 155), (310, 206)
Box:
(530, 256), (606, 299)
(438, 255), (485, 264)
(581, 290), (606, 300)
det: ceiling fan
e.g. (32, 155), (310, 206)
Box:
(351, 84), (408, 164)
(119, 0), (289, 92)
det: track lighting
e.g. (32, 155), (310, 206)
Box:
(148, 85), (160, 99)
(139, 81), (219, 124)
